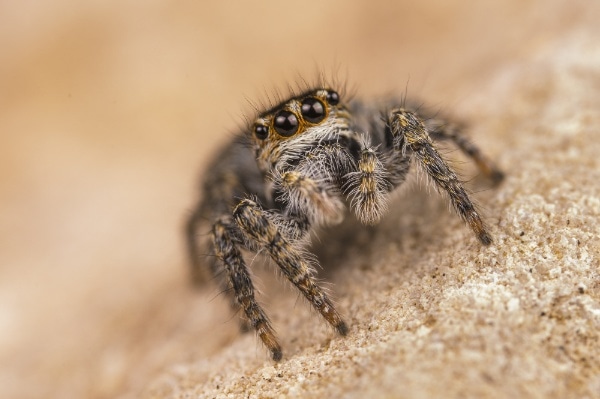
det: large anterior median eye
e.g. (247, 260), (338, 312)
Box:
(301, 97), (326, 123)
(273, 110), (299, 137)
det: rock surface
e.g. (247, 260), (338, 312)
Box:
(1, 1), (598, 398)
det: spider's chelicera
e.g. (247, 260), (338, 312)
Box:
(186, 87), (504, 361)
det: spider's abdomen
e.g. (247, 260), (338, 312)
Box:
(198, 138), (268, 221)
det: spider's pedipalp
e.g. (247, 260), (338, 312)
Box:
(275, 170), (345, 226)
(343, 144), (392, 225)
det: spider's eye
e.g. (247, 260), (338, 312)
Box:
(254, 124), (269, 140)
(326, 90), (340, 106)
(273, 110), (299, 137)
(300, 97), (326, 123)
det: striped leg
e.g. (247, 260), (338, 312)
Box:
(389, 109), (494, 245)
(212, 217), (282, 360)
(233, 199), (348, 341)
(425, 119), (504, 185)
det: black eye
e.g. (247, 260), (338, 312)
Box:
(301, 97), (326, 123)
(326, 90), (339, 105)
(254, 124), (269, 140)
(273, 110), (299, 137)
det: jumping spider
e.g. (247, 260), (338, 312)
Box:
(186, 86), (503, 361)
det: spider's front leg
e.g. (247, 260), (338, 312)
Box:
(232, 197), (348, 359)
(388, 109), (493, 245)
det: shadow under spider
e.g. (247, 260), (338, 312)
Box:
(309, 214), (380, 279)
(308, 180), (488, 281)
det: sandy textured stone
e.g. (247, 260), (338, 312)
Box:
(0, 1), (598, 398)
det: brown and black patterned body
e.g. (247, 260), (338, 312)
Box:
(185, 88), (503, 360)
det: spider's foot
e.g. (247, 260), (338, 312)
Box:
(489, 169), (505, 186)
(336, 320), (349, 336)
(271, 348), (283, 362)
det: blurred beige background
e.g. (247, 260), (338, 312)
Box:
(1, 1), (599, 398)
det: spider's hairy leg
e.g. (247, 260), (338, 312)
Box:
(425, 119), (505, 185)
(205, 246), (252, 333)
(212, 217), (282, 360)
(389, 109), (493, 245)
(344, 145), (392, 225)
(233, 199), (348, 341)
(185, 204), (207, 285)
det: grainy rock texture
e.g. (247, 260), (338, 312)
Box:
(1, 1), (598, 398)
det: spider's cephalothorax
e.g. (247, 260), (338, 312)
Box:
(186, 87), (504, 361)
